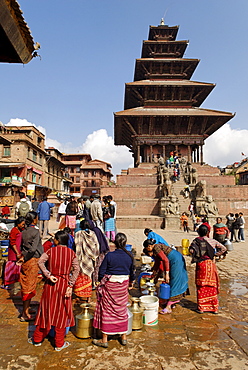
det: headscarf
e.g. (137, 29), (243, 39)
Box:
(189, 237), (215, 264)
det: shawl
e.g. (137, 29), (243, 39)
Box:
(88, 220), (109, 253)
(75, 229), (100, 277)
(153, 243), (172, 256)
(189, 237), (215, 264)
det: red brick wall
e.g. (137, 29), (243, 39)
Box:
(198, 175), (235, 186)
(208, 185), (248, 216)
(116, 175), (157, 186)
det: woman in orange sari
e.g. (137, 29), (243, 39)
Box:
(19, 212), (43, 321)
(189, 224), (226, 314)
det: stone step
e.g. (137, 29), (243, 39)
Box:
(116, 215), (164, 229)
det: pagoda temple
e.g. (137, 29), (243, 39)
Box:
(114, 22), (234, 166)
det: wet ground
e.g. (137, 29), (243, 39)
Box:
(0, 222), (248, 369)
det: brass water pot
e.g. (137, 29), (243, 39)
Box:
(129, 297), (143, 330)
(76, 303), (93, 339)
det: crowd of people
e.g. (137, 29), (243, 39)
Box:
(179, 202), (245, 245)
(143, 226), (227, 316)
(0, 190), (245, 351)
(2, 205), (134, 350)
(57, 194), (117, 241)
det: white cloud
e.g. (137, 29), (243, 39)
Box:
(80, 129), (133, 175)
(204, 124), (248, 167)
(6, 118), (246, 174)
(6, 118), (47, 136)
(5, 118), (133, 176)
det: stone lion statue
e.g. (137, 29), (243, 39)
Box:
(166, 195), (179, 215)
(203, 195), (218, 216)
(195, 180), (207, 198)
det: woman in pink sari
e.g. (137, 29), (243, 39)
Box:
(93, 233), (135, 348)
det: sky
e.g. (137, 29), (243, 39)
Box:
(2, 0), (248, 175)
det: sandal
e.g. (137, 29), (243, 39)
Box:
(159, 308), (172, 314)
(119, 338), (127, 346)
(28, 338), (42, 347)
(55, 341), (70, 351)
(20, 316), (34, 322)
(92, 339), (108, 348)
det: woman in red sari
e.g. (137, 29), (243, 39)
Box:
(189, 224), (227, 314)
(3, 217), (25, 288)
(29, 230), (79, 350)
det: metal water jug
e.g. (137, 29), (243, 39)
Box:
(76, 303), (93, 339)
(224, 238), (233, 251)
(129, 297), (144, 330)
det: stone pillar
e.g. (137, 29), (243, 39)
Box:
(187, 145), (191, 162)
(137, 145), (140, 166)
(163, 145), (166, 159)
(197, 146), (200, 163)
(150, 145), (153, 162)
(200, 144), (204, 164)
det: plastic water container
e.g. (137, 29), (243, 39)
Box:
(140, 295), (159, 326)
(181, 239), (190, 255)
(1, 240), (9, 257)
(159, 283), (170, 300)
(125, 244), (132, 252)
(1, 240), (9, 246)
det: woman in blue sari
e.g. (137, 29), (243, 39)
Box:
(144, 240), (188, 314)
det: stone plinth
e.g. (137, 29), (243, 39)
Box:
(116, 215), (164, 229)
(164, 215), (181, 229)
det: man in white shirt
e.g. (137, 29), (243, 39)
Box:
(238, 212), (245, 242)
(15, 192), (32, 217)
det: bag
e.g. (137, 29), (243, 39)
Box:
(103, 211), (111, 220)
(18, 201), (30, 217)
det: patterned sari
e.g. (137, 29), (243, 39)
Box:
(74, 230), (99, 298)
(196, 258), (219, 313)
(190, 236), (220, 313)
(93, 275), (129, 334)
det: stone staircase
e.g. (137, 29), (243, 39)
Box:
(170, 175), (191, 215)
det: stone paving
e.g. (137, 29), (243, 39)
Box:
(0, 220), (248, 369)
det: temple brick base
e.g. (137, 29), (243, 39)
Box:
(101, 163), (247, 229)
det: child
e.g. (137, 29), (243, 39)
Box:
(28, 230), (79, 351)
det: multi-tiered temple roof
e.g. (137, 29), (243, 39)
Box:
(114, 23), (234, 166)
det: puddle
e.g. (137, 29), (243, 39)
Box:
(229, 279), (248, 297)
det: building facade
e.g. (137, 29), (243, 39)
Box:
(62, 154), (113, 196)
(0, 127), (69, 206)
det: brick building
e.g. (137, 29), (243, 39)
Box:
(44, 147), (72, 196)
(0, 127), (70, 206)
(62, 154), (113, 196)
